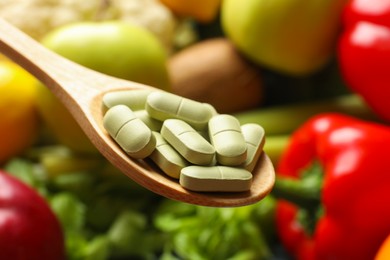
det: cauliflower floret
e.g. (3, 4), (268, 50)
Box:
(0, 0), (181, 51)
(0, 0), (100, 40)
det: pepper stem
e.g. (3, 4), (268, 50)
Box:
(271, 161), (324, 235)
(271, 161), (323, 211)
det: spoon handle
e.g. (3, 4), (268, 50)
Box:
(0, 19), (137, 99)
(0, 19), (83, 90)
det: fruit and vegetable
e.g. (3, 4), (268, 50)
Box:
(338, 0), (390, 123)
(221, 0), (348, 76)
(0, 59), (39, 163)
(273, 113), (390, 259)
(1, 0), (390, 259)
(0, 170), (65, 260)
(0, 0), (179, 52)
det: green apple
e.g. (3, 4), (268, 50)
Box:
(41, 21), (171, 90)
(221, 0), (348, 76)
(36, 21), (171, 153)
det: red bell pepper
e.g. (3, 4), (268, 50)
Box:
(0, 171), (65, 260)
(273, 113), (390, 260)
(338, 0), (390, 122)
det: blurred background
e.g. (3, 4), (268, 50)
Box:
(1, 0), (390, 259)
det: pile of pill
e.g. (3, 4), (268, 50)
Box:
(102, 90), (265, 192)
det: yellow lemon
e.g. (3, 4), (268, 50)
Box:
(0, 60), (39, 163)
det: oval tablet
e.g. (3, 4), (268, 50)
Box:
(102, 89), (154, 111)
(180, 166), (253, 192)
(161, 119), (215, 165)
(103, 105), (137, 137)
(208, 114), (247, 166)
(241, 123), (265, 172)
(149, 132), (188, 179)
(146, 91), (214, 130)
(103, 105), (156, 159)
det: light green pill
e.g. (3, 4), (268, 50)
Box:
(146, 91), (214, 130)
(180, 166), (253, 192)
(203, 103), (219, 116)
(134, 110), (162, 131)
(208, 114), (247, 166)
(102, 89), (154, 111)
(103, 105), (137, 137)
(103, 105), (156, 159)
(149, 132), (188, 179)
(241, 123), (265, 172)
(161, 119), (215, 165)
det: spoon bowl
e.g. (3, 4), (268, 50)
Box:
(0, 18), (275, 207)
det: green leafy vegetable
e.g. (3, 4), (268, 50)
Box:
(3, 146), (278, 260)
(154, 200), (275, 260)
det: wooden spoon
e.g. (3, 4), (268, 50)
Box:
(0, 18), (275, 207)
